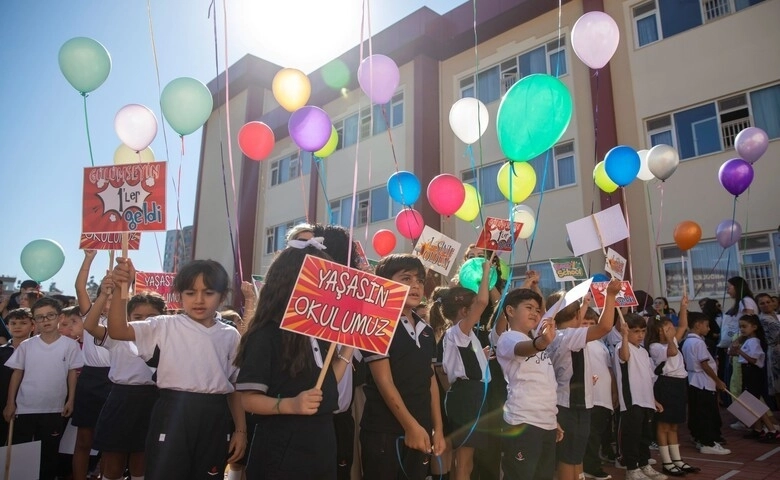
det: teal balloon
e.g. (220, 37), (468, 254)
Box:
(458, 258), (498, 294)
(496, 74), (572, 162)
(58, 37), (111, 94)
(160, 77), (213, 136)
(20, 239), (65, 282)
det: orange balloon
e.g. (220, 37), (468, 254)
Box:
(673, 220), (702, 251)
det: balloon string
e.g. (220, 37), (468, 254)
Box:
(524, 148), (551, 267)
(690, 197), (736, 299)
(621, 189), (634, 283)
(643, 182), (660, 306)
(81, 93), (95, 167)
(298, 150), (310, 223)
(314, 158), (334, 223)
(470, 0), (488, 228)
(173, 149), (185, 272)
(466, 146), (485, 229)
(152, 232), (165, 271)
(147, 0), (172, 164)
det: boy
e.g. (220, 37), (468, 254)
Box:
(360, 254), (445, 480)
(682, 312), (731, 455)
(59, 306), (85, 342)
(0, 308), (36, 443)
(3, 298), (83, 480)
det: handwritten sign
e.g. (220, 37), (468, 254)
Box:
(589, 281), (639, 308)
(413, 226), (462, 275)
(474, 217), (523, 252)
(83, 162), (167, 233)
(134, 271), (179, 310)
(550, 257), (588, 282)
(79, 232), (141, 250)
(354, 241), (370, 271)
(605, 248), (627, 281)
(280, 255), (409, 356)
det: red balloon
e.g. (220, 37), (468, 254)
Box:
(427, 174), (466, 216)
(395, 209), (425, 240)
(372, 229), (396, 257)
(238, 121), (275, 161)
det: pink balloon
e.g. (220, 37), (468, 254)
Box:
(357, 54), (400, 104)
(395, 209), (425, 240)
(571, 11), (620, 69)
(427, 174), (466, 216)
(288, 106), (332, 152)
(114, 104), (158, 152)
(735, 127), (769, 164)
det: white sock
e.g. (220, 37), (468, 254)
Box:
(227, 470), (243, 480)
(659, 445), (672, 464)
(669, 444), (684, 467)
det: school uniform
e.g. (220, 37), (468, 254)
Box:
(649, 338), (688, 424)
(682, 333), (722, 447)
(739, 337), (766, 398)
(72, 316), (112, 428)
(131, 314), (240, 480)
(334, 349), (361, 480)
(614, 342), (655, 471)
(583, 338), (615, 474)
(360, 312), (435, 480)
(5, 335), (83, 480)
(0, 341), (16, 444)
(496, 330), (557, 480)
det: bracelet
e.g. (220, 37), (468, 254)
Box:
(337, 354), (351, 365)
(274, 395), (282, 414)
(233, 430), (246, 434)
(532, 336), (545, 352)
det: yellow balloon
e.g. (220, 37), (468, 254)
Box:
(593, 160), (618, 193)
(497, 161), (536, 203)
(272, 68), (311, 112)
(314, 126), (338, 158)
(114, 144), (155, 165)
(455, 183), (482, 222)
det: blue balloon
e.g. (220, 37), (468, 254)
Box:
(604, 145), (640, 187)
(20, 239), (65, 282)
(592, 273), (610, 282)
(387, 171), (421, 206)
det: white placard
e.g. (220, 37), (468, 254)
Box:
(0, 441), (41, 480)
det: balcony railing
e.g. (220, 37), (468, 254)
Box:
(704, 0), (731, 21)
(743, 262), (775, 293)
(721, 117), (751, 148)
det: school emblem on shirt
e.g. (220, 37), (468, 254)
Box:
(207, 466), (220, 476)
(515, 451), (525, 462)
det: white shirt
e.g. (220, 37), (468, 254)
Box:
(614, 342), (656, 411)
(100, 335), (155, 385)
(442, 322), (490, 385)
(682, 333), (716, 391)
(497, 330), (557, 430)
(5, 336), (83, 414)
(587, 339), (613, 410)
(131, 314), (240, 394)
(82, 319), (111, 368)
(648, 338), (687, 379)
(547, 327), (592, 408)
(718, 298), (758, 348)
(739, 337), (765, 368)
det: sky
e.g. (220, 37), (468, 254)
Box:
(0, 0), (461, 296)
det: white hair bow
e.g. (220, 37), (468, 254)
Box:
(287, 236), (327, 251)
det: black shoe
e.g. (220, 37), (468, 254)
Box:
(678, 462), (701, 473)
(743, 429), (762, 439)
(583, 469), (613, 480)
(715, 436), (727, 444)
(662, 463), (687, 477)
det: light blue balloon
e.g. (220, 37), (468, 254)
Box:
(160, 77), (213, 136)
(58, 37), (112, 94)
(458, 258), (498, 294)
(604, 145), (640, 187)
(387, 171), (421, 206)
(20, 239), (65, 282)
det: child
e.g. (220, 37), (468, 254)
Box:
(360, 254), (446, 480)
(681, 312), (730, 455)
(0, 308), (36, 443)
(614, 314), (666, 480)
(496, 288), (561, 480)
(108, 258), (247, 479)
(59, 306), (85, 342)
(430, 287), (454, 480)
(3, 297), (83, 480)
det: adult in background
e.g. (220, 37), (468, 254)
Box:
(756, 293), (780, 410)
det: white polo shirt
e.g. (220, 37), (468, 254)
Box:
(738, 337), (765, 368)
(82, 315), (111, 367)
(587, 339), (613, 410)
(614, 342), (656, 411)
(442, 322), (490, 385)
(547, 327), (592, 408)
(681, 333), (716, 391)
(100, 335), (155, 386)
(648, 337), (687, 379)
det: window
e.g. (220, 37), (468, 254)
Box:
(265, 218), (306, 254)
(269, 152), (312, 186)
(330, 187), (402, 227)
(333, 93), (405, 150)
(750, 84), (780, 139)
(660, 240), (739, 299)
(633, 2), (659, 47)
(462, 162), (503, 205)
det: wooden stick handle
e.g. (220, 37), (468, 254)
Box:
(121, 233), (129, 299)
(592, 215), (607, 255)
(315, 343), (337, 390)
(108, 250), (115, 272)
(4, 416), (14, 480)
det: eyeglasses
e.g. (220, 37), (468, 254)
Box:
(33, 312), (59, 323)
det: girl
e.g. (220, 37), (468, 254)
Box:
(84, 276), (163, 480)
(108, 258), (246, 480)
(721, 277), (757, 396)
(429, 287), (453, 480)
(652, 297), (678, 326)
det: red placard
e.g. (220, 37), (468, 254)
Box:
(79, 232), (141, 250)
(589, 281), (639, 308)
(134, 272), (180, 311)
(474, 217), (523, 252)
(83, 162), (167, 233)
(280, 255), (409, 356)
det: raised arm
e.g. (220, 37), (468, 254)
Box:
(76, 250), (98, 315)
(513, 319), (556, 357)
(106, 257), (136, 341)
(460, 255), (493, 335)
(675, 294), (689, 342)
(587, 279), (621, 341)
(84, 273), (113, 342)
(618, 322), (631, 363)
(239, 281), (257, 336)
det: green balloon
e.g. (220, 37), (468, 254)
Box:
(496, 74), (572, 162)
(160, 77), (213, 136)
(58, 37), (111, 94)
(458, 258), (498, 294)
(20, 239), (65, 282)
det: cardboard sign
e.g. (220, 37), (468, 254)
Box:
(79, 232), (141, 250)
(605, 248), (627, 281)
(589, 281), (639, 308)
(565, 205), (630, 256)
(727, 391), (769, 428)
(542, 278), (593, 322)
(252, 274), (264, 297)
(474, 217), (523, 252)
(0, 440), (41, 480)
(413, 226), (462, 275)
(82, 162), (167, 233)
(134, 271), (180, 310)
(550, 257), (588, 282)
(354, 241), (370, 271)
(280, 255), (409, 356)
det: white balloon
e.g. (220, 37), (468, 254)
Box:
(636, 149), (654, 181)
(647, 144), (679, 181)
(113, 144), (155, 165)
(114, 104), (158, 152)
(449, 97), (489, 145)
(512, 204), (536, 239)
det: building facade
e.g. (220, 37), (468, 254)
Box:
(163, 225), (194, 273)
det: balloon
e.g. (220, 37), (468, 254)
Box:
(395, 209), (425, 240)
(512, 205), (536, 239)
(593, 161), (618, 193)
(449, 98), (489, 144)
(238, 121), (275, 161)
(718, 158), (754, 196)
(358, 54), (400, 104)
(314, 126), (338, 158)
(497, 162), (537, 203)
(636, 149), (654, 181)
(387, 171), (421, 206)
(565, 235), (574, 253)
(592, 273), (610, 283)
(458, 258), (498, 294)
(372, 229), (397, 256)
(498, 258), (510, 281)
(647, 144), (679, 181)
(735, 127), (768, 165)
(114, 104), (157, 152)
(496, 74), (572, 162)
(427, 174), (466, 216)
(673, 220), (702, 251)
(455, 183), (482, 222)
(160, 77), (213, 136)
(272, 68), (311, 112)
(113, 144), (155, 165)
(20, 239), (66, 282)
(715, 219), (742, 249)
(604, 145), (640, 187)
(58, 37), (111, 94)
(571, 12), (620, 69)
(288, 106), (332, 152)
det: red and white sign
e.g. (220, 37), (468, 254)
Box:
(79, 232), (140, 250)
(134, 272), (179, 311)
(589, 281), (639, 308)
(474, 217), (523, 252)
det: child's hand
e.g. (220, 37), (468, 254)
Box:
(680, 293), (689, 312)
(100, 273), (115, 296)
(62, 400), (74, 417)
(538, 319), (556, 348)
(83, 249), (97, 260)
(655, 400), (664, 413)
(227, 430), (247, 464)
(523, 270), (540, 287)
(483, 253), (495, 273)
(291, 388), (323, 415)
(404, 422), (432, 453)
(715, 379), (727, 391)
(3, 403), (15, 423)
(240, 281), (256, 301)
(555, 422), (565, 442)
(432, 429), (446, 456)
(620, 321), (629, 338)
(605, 278), (622, 297)
(662, 323), (675, 341)
(112, 257), (136, 285)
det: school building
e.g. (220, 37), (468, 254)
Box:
(191, 0), (780, 308)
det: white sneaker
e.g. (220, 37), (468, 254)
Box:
(626, 468), (652, 480)
(730, 421), (748, 431)
(648, 458), (657, 465)
(700, 442), (731, 455)
(640, 464), (668, 480)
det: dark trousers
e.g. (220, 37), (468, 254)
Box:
(716, 348), (732, 406)
(12, 413), (68, 480)
(360, 429), (429, 480)
(500, 421), (556, 480)
(334, 410), (355, 480)
(618, 406), (653, 470)
(583, 406), (612, 472)
(471, 406), (503, 480)
(687, 385), (721, 446)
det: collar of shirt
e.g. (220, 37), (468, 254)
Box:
(399, 313), (428, 348)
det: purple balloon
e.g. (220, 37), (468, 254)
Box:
(288, 106), (332, 152)
(715, 219), (742, 249)
(734, 127), (769, 164)
(357, 54), (400, 104)
(718, 158), (754, 197)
